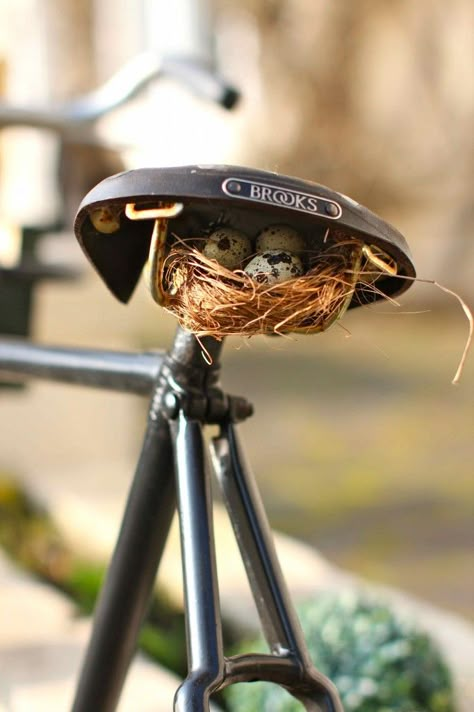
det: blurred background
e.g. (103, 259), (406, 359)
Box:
(0, 0), (473, 621)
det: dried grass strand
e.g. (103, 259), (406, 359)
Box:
(366, 272), (473, 385)
(413, 278), (473, 385)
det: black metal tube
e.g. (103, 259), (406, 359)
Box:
(211, 424), (310, 655)
(0, 339), (162, 393)
(165, 327), (223, 381)
(71, 403), (176, 712)
(223, 653), (299, 687)
(172, 413), (224, 711)
(70, 327), (224, 711)
(210, 424), (343, 712)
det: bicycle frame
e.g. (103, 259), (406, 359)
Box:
(0, 149), (415, 710)
(0, 328), (344, 712)
(0, 7), (415, 710)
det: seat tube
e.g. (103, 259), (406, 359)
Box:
(172, 412), (224, 712)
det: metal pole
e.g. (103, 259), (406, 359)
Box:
(172, 413), (224, 711)
(0, 340), (162, 393)
(71, 327), (224, 711)
(71, 397), (176, 712)
(211, 423), (343, 711)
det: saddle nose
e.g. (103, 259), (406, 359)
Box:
(74, 164), (415, 304)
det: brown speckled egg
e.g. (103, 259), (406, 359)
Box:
(202, 228), (252, 269)
(89, 207), (121, 234)
(244, 250), (304, 285)
(256, 225), (305, 254)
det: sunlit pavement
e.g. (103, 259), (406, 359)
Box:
(0, 552), (222, 712)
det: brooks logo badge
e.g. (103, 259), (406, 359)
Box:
(222, 178), (342, 219)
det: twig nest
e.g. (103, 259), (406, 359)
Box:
(255, 224), (305, 254)
(158, 227), (391, 339)
(244, 250), (304, 285)
(202, 227), (252, 269)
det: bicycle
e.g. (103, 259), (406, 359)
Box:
(0, 164), (416, 712)
(0, 6), (417, 712)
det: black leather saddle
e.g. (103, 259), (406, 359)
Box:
(74, 164), (415, 305)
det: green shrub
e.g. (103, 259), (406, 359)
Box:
(225, 591), (455, 712)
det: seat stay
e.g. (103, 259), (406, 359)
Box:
(210, 422), (343, 711)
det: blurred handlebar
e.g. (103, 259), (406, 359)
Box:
(0, 51), (239, 140)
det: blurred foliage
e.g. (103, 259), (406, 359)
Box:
(225, 591), (455, 712)
(0, 474), (67, 581)
(0, 473), (187, 677)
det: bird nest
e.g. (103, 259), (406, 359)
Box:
(157, 231), (392, 340)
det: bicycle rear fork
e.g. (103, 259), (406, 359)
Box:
(71, 328), (343, 712)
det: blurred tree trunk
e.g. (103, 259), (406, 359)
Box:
(217, 0), (474, 296)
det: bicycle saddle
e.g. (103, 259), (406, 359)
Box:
(74, 164), (415, 305)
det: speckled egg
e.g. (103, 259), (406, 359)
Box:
(244, 250), (304, 285)
(255, 225), (305, 254)
(89, 206), (121, 234)
(202, 228), (252, 269)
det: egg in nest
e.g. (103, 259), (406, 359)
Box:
(244, 250), (304, 285)
(202, 228), (252, 269)
(256, 225), (305, 254)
